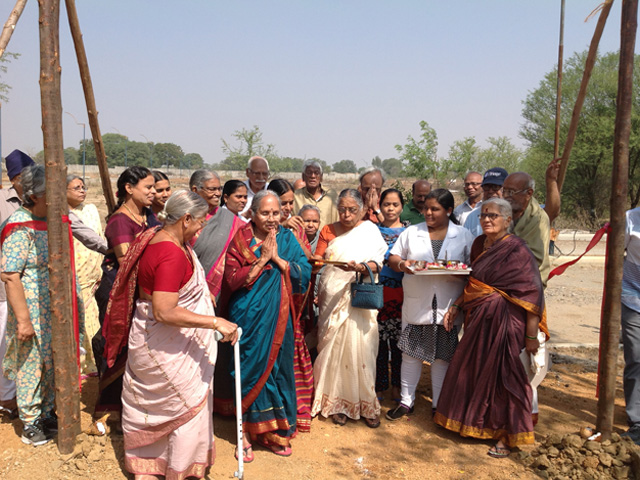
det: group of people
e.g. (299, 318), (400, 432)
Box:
(0, 149), (568, 478)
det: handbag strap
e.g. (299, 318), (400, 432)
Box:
(356, 261), (379, 284)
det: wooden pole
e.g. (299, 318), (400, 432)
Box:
(39, 0), (80, 454)
(596, 0), (636, 440)
(553, 0), (565, 160)
(557, 0), (614, 193)
(0, 0), (28, 57)
(64, 0), (115, 212)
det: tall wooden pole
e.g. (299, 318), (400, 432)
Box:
(64, 0), (115, 212)
(553, 0), (565, 160)
(0, 0), (28, 57)
(39, 0), (80, 454)
(596, 0), (637, 440)
(557, 0), (614, 192)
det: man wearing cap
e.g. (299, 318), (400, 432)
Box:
(454, 171), (483, 225)
(503, 172), (551, 288)
(463, 167), (508, 238)
(400, 179), (431, 225)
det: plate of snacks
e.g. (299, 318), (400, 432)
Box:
(409, 260), (472, 276)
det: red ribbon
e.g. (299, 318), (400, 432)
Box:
(548, 223), (610, 280)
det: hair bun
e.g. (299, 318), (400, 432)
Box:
(157, 210), (168, 222)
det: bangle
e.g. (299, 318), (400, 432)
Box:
(525, 334), (537, 340)
(452, 303), (462, 310)
(399, 260), (405, 271)
(212, 317), (218, 330)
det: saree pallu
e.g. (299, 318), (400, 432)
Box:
(122, 249), (217, 480)
(222, 224), (311, 445)
(434, 234), (548, 447)
(311, 221), (387, 420)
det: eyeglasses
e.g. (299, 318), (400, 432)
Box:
(200, 186), (222, 193)
(67, 186), (88, 192)
(304, 170), (322, 177)
(482, 184), (502, 192)
(464, 182), (482, 188)
(480, 213), (504, 221)
(503, 188), (528, 197)
(338, 207), (360, 215)
(248, 169), (270, 178)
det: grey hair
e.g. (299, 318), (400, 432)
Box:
(66, 174), (83, 185)
(527, 177), (536, 190)
(298, 204), (321, 217)
(250, 189), (280, 214)
(338, 188), (364, 210)
(302, 159), (322, 176)
(189, 169), (220, 190)
(21, 165), (46, 207)
(358, 166), (386, 185)
(157, 189), (209, 225)
(483, 198), (514, 233)
(248, 155), (269, 170)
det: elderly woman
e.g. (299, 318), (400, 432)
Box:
(1, 165), (82, 445)
(434, 198), (548, 458)
(101, 190), (237, 479)
(387, 189), (473, 420)
(220, 190), (311, 460)
(190, 169), (222, 219)
(311, 189), (387, 428)
(67, 175), (105, 373)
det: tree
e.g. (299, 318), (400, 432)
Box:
(476, 136), (523, 174)
(395, 120), (450, 185)
(382, 157), (404, 177)
(520, 50), (640, 223)
(332, 159), (357, 174)
(447, 137), (480, 178)
(0, 52), (20, 102)
(219, 126), (278, 170)
(153, 143), (184, 169)
(184, 153), (204, 169)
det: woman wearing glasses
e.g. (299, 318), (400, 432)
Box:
(435, 198), (548, 459)
(311, 189), (387, 428)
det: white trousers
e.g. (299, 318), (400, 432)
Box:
(0, 300), (16, 401)
(400, 354), (449, 409)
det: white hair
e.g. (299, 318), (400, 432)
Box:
(359, 166), (386, 185)
(157, 189), (209, 224)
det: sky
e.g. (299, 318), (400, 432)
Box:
(0, 1), (634, 168)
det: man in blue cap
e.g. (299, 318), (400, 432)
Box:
(462, 167), (508, 238)
(0, 149), (36, 417)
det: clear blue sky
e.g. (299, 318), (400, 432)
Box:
(0, 1), (633, 167)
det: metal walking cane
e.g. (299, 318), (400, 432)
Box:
(216, 327), (245, 479)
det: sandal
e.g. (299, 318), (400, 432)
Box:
(363, 416), (380, 429)
(235, 444), (254, 463)
(332, 413), (347, 426)
(256, 437), (292, 457)
(487, 444), (511, 458)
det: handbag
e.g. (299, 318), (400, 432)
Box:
(350, 262), (383, 310)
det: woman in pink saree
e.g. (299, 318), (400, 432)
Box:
(102, 190), (238, 480)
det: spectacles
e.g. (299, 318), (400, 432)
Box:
(248, 169), (270, 178)
(67, 186), (88, 192)
(304, 170), (322, 177)
(480, 213), (503, 221)
(464, 182), (482, 188)
(482, 184), (502, 192)
(200, 186), (222, 193)
(503, 188), (528, 197)
(338, 207), (360, 215)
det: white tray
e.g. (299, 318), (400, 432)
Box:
(410, 268), (472, 276)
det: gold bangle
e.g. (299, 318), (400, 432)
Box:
(212, 317), (218, 330)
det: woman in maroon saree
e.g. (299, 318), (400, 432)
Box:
(434, 198), (549, 458)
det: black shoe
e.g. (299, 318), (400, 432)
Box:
(385, 403), (414, 421)
(41, 414), (58, 435)
(21, 422), (52, 446)
(622, 424), (640, 445)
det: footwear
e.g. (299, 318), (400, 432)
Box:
(487, 444), (511, 458)
(363, 416), (380, 429)
(332, 413), (347, 426)
(41, 414), (58, 435)
(256, 437), (292, 457)
(234, 444), (254, 463)
(385, 403), (414, 421)
(622, 424), (640, 445)
(21, 422), (52, 446)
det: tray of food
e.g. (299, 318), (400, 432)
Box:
(409, 260), (472, 276)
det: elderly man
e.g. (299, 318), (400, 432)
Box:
(242, 156), (270, 213)
(503, 172), (551, 287)
(463, 167), (508, 237)
(190, 169), (222, 217)
(400, 180), (431, 225)
(454, 171), (482, 225)
(293, 159), (338, 227)
(358, 166), (385, 223)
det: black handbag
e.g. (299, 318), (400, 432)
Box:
(350, 262), (383, 310)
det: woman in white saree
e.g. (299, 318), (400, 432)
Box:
(311, 189), (387, 428)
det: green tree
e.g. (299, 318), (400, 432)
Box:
(395, 120), (450, 185)
(154, 143), (184, 169)
(382, 157), (404, 177)
(0, 52), (20, 102)
(184, 153), (204, 169)
(447, 137), (480, 178)
(219, 126), (278, 170)
(476, 136), (522, 174)
(332, 159), (357, 173)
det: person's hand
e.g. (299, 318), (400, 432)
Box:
(215, 317), (239, 345)
(261, 231), (275, 262)
(399, 259), (415, 275)
(283, 215), (305, 231)
(442, 305), (460, 332)
(341, 260), (364, 272)
(17, 320), (35, 342)
(366, 185), (379, 211)
(268, 229), (281, 262)
(546, 158), (560, 183)
(525, 336), (540, 355)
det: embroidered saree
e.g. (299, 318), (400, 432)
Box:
(311, 221), (387, 420)
(222, 223), (311, 445)
(434, 234), (549, 447)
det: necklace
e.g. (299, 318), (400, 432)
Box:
(162, 229), (191, 261)
(123, 202), (146, 226)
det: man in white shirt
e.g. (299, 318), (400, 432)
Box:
(241, 156), (270, 214)
(453, 171), (482, 225)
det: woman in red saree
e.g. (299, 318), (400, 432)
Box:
(434, 198), (549, 458)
